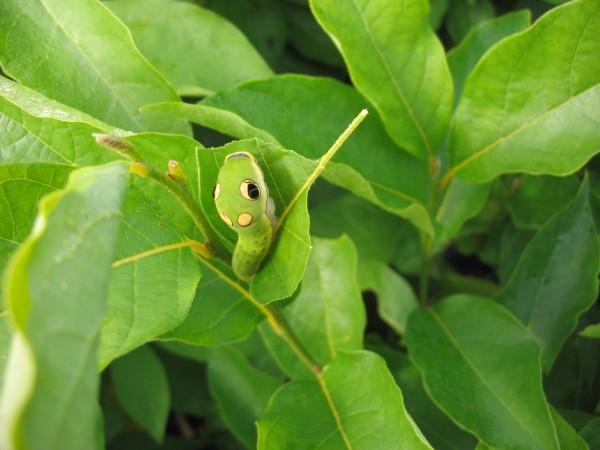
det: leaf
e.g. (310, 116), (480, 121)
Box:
(193, 139), (317, 304)
(499, 179), (599, 370)
(161, 257), (263, 345)
(261, 236), (365, 379)
(580, 323), (600, 338)
(106, 0), (272, 97)
(435, 178), (491, 242)
(0, 162), (128, 450)
(580, 417), (600, 449)
(154, 75), (433, 233)
(258, 350), (432, 449)
(0, 75), (117, 166)
(111, 345), (170, 443)
(358, 260), (418, 335)
(0, 77), (206, 364)
(310, 194), (407, 262)
(446, 0), (495, 44)
(284, 4), (344, 68)
(382, 348), (476, 450)
(0, 0), (189, 134)
(447, 0), (600, 183)
(447, 10), (531, 104)
(507, 175), (580, 229)
(0, 163), (72, 275)
(207, 347), (281, 448)
(310, 0), (453, 159)
(406, 295), (560, 450)
(551, 409), (589, 450)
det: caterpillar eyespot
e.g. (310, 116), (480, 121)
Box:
(237, 213), (253, 227)
(214, 151), (275, 282)
(240, 180), (260, 200)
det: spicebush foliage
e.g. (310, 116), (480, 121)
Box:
(0, 0), (599, 449)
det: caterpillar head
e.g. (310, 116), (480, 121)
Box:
(213, 152), (268, 232)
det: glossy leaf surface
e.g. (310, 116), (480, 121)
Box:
(0, 162), (128, 450)
(448, 0), (600, 182)
(500, 179), (599, 370)
(257, 351), (432, 449)
(310, 0), (453, 159)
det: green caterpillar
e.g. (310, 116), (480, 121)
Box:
(213, 151), (276, 282)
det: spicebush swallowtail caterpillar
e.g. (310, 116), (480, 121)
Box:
(213, 151), (276, 282)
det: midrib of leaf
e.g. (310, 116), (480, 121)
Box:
(346, 0), (434, 158)
(316, 372), (354, 450)
(427, 309), (559, 450)
(369, 180), (422, 204)
(443, 76), (600, 185)
(34, 0), (145, 130)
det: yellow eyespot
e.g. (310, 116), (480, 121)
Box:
(237, 213), (253, 227)
(213, 181), (221, 199)
(240, 180), (260, 200)
(220, 212), (233, 227)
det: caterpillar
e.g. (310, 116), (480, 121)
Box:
(213, 151), (276, 282)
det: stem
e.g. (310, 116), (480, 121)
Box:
(147, 168), (229, 261)
(94, 133), (229, 261)
(276, 109), (368, 230)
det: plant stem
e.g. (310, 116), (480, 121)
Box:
(276, 108), (368, 230)
(94, 133), (229, 261)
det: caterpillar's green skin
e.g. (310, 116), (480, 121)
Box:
(214, 152), (276, 282)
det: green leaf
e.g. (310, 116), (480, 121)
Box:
(162, 257), (263, 345)
(111, 345), (170, 443)
(358, 260), (417, 335)
(429, 0), (449, 30)
(580, 323), (600, 338)
(499, 179), (599, 370)
(258, 350), (432, 449)
(106, 0), (272, 97)
(448, 0), (600, 182)
(386, 349), (476, 450)
(446, 0), (495, 44)
(284, 4), (344, 68)
(0, 0), (189, 134)
(0, 77), (206, 363)
(0, 162), (128, 450)
(0, 164), (72, 275)
(208, 347), (281, 449)
(551, 409), (589, 450)
(580, 417), (600, 449)
(435, 178), (491, 242)
(310, 0), (453, 159)
(159, 75), (433, 233)
(406, 295), (560, 450)
(193, 139), (317, 304)
(447, 10), (531, 105)
(507, 175), (580, 229)
(310, 194), (407, 262)
(261, 236), (365, 379)
(99, 175), (202, 366)
(0, 75), (118, 166)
